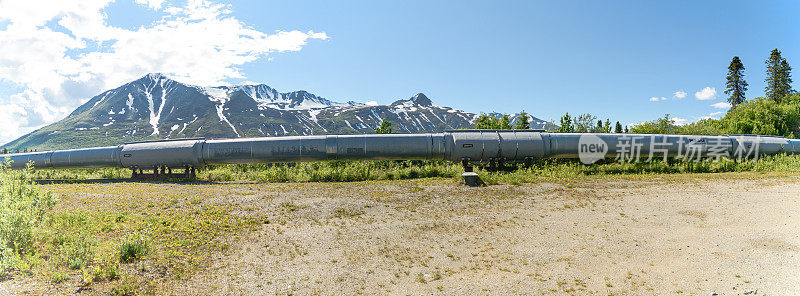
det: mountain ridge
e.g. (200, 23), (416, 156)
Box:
(2, 74), (551, 151)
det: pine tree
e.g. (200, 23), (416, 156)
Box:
(725, 56), (748, 108)
(557, 113), (574, 133)
(604, 119), (612, 133)
(614, 121), (623, 133)
(475, 114), (492, 129)
(780, 58), (793, 95)
(624, 126), (629, 133)
(499, 115), (512, 129)
(515, 111), (531, 129)
(375, 119), (392, 134)
(765, 48), (793, 103)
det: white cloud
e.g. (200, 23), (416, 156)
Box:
(672, 117), (688, 126)
(709, 111), (725, 117)
(649, 96), (668, 102)
(365, 101), (379, 106)
(694, 87), (717, 100)
(134, 0), (166, 9)
(0, 0), (328, 145)
(673, 91), (687, 99)
(711, 102), (732, 109)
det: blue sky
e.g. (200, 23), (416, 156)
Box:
(0, 0), (797, 144)
(223, 0), (798, 124)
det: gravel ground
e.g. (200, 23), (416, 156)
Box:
(3, 174), (799, 295)
(185, 176), (800, 295)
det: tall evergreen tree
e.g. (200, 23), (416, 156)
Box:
(515, 111), (531, 129)
(724, 56), (748, 108)
(604, 119), (612, 133)
(375, 119), (392, 134)
(614, 121), (623, 133)
(780, 58), (793, 95)
(765, 48), (793, 103)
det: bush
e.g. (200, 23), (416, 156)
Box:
(119, 237), (150, 263)
(197, 160), (462, 183)
(715, 96), (800, 137)
(0, 162), (58, 275)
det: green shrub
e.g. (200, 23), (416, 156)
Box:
(716, 96), (800, 137)
(0, 162), (58, 275)
(119, 237), (150, 263)
(197, 160), (462, 183)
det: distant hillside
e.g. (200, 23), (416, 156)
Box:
(2, 74), (552, 151)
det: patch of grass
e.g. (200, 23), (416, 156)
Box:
(0, 162), (58, 276)
(101, 257), (121, 281)
(281, 202), (298, 212)
(416, 273), (427, 283)
(334, 207), (364, 218)
(197, 160), (462, 183)
(19, 153), (800, 186)
(197, 155), (800, 185)
(119, 237), (150, 263)
(0, 176), (253, 294)
(51, 271), (69, 283)
(109, 276), (139, 296)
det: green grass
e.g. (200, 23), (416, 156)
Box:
(0, 163), (258, 294)
(196, 155), (800, 185)
(17, 154), (800, 185)
(119, 237), (150, 263)
(0, 162), (58, 276)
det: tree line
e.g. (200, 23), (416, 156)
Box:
(374, 111), (535, 134)
(0, 148), (35, 154)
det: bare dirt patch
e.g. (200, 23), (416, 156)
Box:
(2, 174), (800, 295)
(184, 176), (800, 295)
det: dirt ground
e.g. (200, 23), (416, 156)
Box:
(4, 174), (800, 295)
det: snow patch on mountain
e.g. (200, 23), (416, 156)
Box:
(202, 86), (240, 137)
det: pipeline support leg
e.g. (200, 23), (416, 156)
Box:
(460, 157), (484, 187)
(461, 158), (473, 172)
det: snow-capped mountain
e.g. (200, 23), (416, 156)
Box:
(2, 74), (550, 150)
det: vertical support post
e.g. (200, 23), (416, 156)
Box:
(461, 157), (473, 172)
(460, 157), (484, 187)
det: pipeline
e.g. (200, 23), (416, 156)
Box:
(3, 130), (800, 176)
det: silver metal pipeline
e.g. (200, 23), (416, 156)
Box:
(3, 130), (800, 170)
